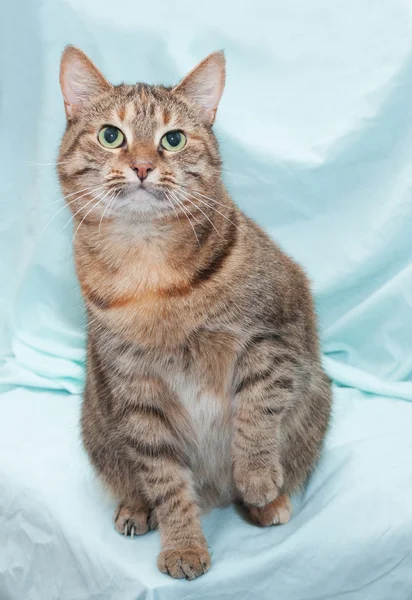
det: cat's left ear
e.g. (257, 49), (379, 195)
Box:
(59, 46), (112, 120)
(174, 51), (226, 125)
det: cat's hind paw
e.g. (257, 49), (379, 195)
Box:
(249, 494), (292, 527)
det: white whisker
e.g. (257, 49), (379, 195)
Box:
(164, 192), (180, 222)
(44, 184), (105, 208)
(169, 191), (200, 246)
(170, 191), (202, 225)
(106, 190), (119, 221)
(174, 188), (225, 240)
(38, 185), (106, 240)
(184, 188), (248, 239)
(71, 189), (111, 247)
(61, 188), (107, 233)
(25, 161), (70, 167)
(99, 190), (119, 235)
(188, 188), (232, 211)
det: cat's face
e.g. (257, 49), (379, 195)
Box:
(58, 47), (225, 221)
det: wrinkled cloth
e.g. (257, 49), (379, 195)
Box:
(1, 0), (412, 598)
(1, 387), (411, 600)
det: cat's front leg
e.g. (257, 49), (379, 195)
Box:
(232, 334), (296, 513)
(149, 461), (210, 580)
(121, 377), (210, 579)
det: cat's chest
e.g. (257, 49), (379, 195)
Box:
(79, 256), (195, 345)
(107, 328), (237, 506)
(166, 372), (234, 507)
(172, 376), (230, 440)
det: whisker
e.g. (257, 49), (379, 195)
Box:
(218, 167), (247, 177)
(183, 188), (248, 239)
(58, 197), (96, 234)
(164, 191), (180, 222)
(71, 189), (111, 247)
(24, 161), (70, 167)
(184, 187), (231, 211)
(61, 187), (109, 233)
(184, 165), (249, 181)
(98, 192), (114, 235)
(169, 192), (200, 246)
(38, 185), (106, 240)
(44, 184), (105, 208)
(99, 190), (119, 235)
(106, 190), (120, 221)
(174, 188), (225, 240)
(105, 176), (126, 183)
(170, 191), (202, 225)
(53, 192), (92, 217)
(105, 182), (125, 193)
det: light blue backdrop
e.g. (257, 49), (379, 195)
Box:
(1, 0), (412, 399)
(1, 1), (411, 599)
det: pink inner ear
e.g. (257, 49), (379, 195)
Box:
(62, 60), (100, 109)
(203, 81), (221, 109)
(174, 52), (226, 124)
(62, 62), (85, 107)
(60, 47), (112, 119)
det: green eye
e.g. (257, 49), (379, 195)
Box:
(161, 130), (186, 152)
(98, 126), (125, 149)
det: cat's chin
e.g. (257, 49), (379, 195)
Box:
(115, 187), (169, 218)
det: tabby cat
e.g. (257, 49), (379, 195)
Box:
(57, 46), (332, 580)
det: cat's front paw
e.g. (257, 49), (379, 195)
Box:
(114, 502), (157, 537)
(158, 547), (211, 580)
(235, 466), (284, 507)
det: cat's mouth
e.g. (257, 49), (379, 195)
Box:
(99, 179), (180, 219)
(122, 181), (168, 201)
(107, 182), (172, 216)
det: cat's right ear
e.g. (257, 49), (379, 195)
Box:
(59, 46), (112, 120)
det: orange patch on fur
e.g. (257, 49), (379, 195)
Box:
(106, 294), (137, 309)
(117, 105), (126, 121)
(107, 282), (192, 309)
(187, 134), (204, 142)
(157, 282), (192, 297)
(83, 281), (192, 311)
(163, 109), (171, 125)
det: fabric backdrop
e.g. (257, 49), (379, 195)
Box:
(1, 0), (412, 598)
(1, 0), (412, 399)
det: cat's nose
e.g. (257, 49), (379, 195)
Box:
(132, 162), (155, 181)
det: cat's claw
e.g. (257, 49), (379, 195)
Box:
(115, 502), (157, 537)
(122, 521), (136, 538)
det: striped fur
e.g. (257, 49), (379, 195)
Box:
(57, 46), (332, 580)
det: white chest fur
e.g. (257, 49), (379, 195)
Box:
(168, 374), (234, 510)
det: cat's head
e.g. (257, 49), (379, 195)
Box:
(58, 46), (225, 221)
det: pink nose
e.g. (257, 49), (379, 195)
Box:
(132, 162), (154, 181)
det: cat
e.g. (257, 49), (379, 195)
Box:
(57, 46), (332, 580)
